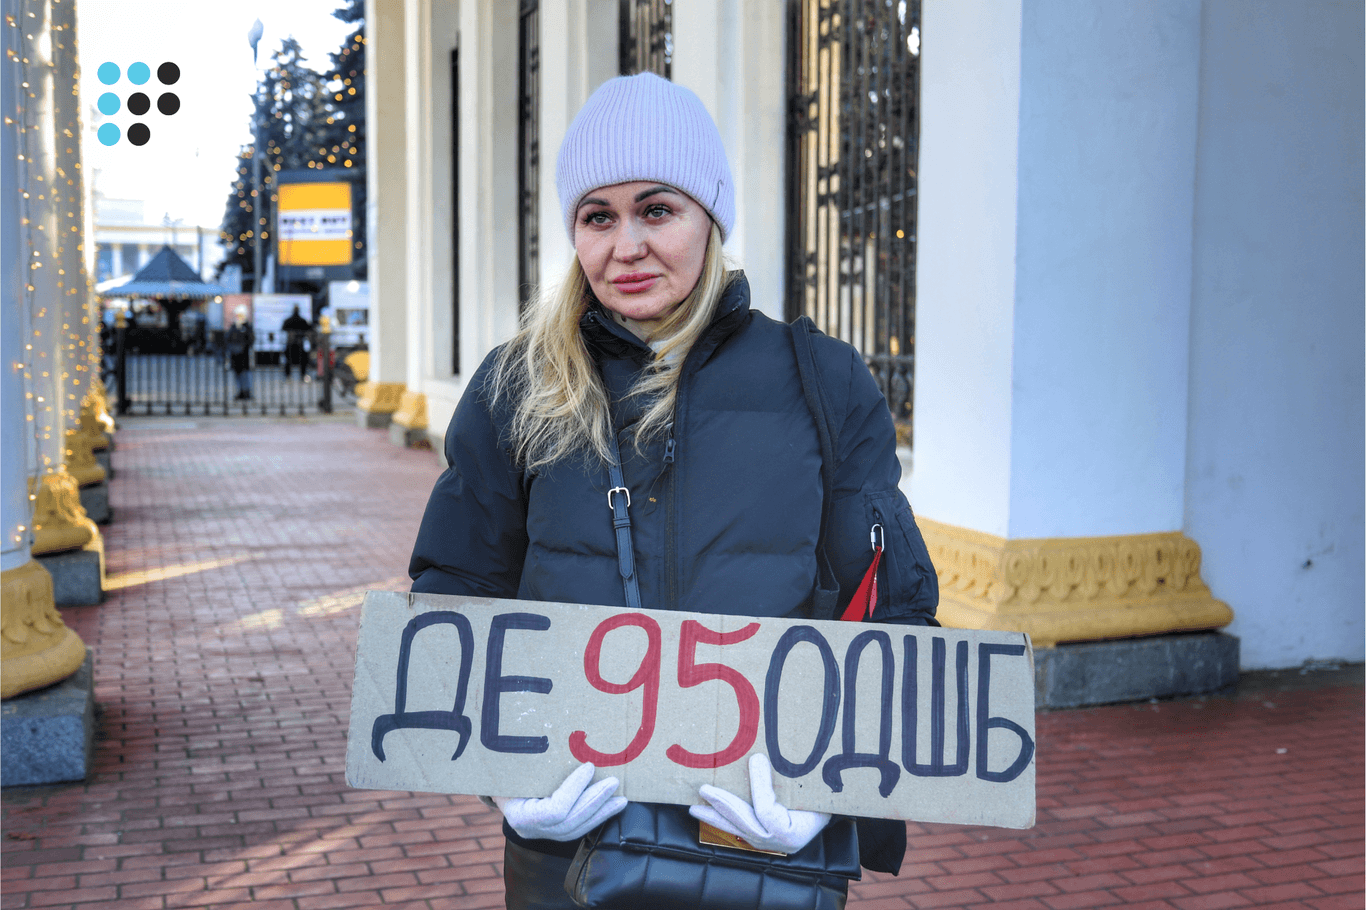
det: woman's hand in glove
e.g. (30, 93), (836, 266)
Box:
(492, 762), (627, 842)
(690, 753), (831, 854)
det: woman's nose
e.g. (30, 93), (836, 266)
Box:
(612, 220), (647, 261)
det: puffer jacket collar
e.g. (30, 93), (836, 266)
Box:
(579, 270), (753, 367)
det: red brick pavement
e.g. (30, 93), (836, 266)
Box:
(2, 415), (1362, 909)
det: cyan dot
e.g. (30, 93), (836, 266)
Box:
(97, 62), (120, 85)
(97, 92), (120, 115)
(128, 62), (151, 85)
(97, 123), (121, 146)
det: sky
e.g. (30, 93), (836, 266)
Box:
(76, 0), (355, 234)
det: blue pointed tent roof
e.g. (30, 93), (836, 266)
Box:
(98, 245), (228, 299)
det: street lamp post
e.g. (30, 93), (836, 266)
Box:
(248, 19), (265, 293)
(252, 104), (264, 292)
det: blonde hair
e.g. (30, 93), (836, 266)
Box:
(492, 223), (732, 471)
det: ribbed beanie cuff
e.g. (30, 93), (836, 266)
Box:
(556, 72), (735, 242)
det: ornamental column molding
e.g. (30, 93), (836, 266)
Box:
(911, 1), (1231, 648)
(1, 0), (87, 699)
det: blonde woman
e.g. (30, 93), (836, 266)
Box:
(409, 72), (938, 910)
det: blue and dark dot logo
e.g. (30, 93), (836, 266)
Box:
(94, 60), (180, 147)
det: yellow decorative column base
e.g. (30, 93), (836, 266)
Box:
(392, 391), (428, 430)
(77, 390), (113, 452)
(88, 379), (117, 439)
(65, 428), (107, 488)
(918, 518), (1234, 648)
(356, 381), (405, 429)
(1, 560), (87, 699)
(389, 391), (429, 448)
(30, 471), (98, 555)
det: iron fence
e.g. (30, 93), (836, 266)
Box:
(112, 327), (335, 417)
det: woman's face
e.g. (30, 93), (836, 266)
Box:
(573, 181), (712, 340)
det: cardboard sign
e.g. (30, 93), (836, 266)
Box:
(346, 592), (1036, 830)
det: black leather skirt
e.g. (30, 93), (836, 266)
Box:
(504, 838), (579, 910)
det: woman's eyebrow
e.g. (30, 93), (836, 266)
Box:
(634, 185), (675, 202)
(577, 196), (609, 210)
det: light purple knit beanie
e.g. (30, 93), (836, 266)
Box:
(556, 72), (735, 242)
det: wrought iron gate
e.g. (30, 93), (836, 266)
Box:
(518, 0), (540, 309)
(619, 0), (673, 77)
(111, 326), (335, 417)
(785, 0), (921, 430)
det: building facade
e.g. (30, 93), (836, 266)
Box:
(358, 0), (1363, 671)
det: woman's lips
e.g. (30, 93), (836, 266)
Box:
(612, 274), (659, 294)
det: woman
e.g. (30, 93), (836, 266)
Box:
(409, 72), (938, 909)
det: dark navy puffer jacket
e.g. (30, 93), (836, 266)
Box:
(410, 273), (938, 625)
(408, 272), (937, 872)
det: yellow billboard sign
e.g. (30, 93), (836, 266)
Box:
(277, 181), (353, 266)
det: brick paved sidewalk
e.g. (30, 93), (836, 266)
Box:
(2, 416), (1362, 909)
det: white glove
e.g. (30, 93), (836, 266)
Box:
(493, 762), (627, 842)
(690, 753), (832, 854)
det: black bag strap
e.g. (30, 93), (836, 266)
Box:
(606, 428), (643, 609)
(790, 316), (836, 512)
(790, 317), (841, 619)
(791, 317), (909, 876)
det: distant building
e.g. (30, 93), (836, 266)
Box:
(359, 0), (1363, 675)
(92, 195), (223, 286)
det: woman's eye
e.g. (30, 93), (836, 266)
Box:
(583, 211), (611, 226)
(644, 204), (671, 219)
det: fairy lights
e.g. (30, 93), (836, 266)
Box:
(4, 0), (101, 551)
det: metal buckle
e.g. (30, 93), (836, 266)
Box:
(870, 523), (884, 551)
(608, 486), (631, 510)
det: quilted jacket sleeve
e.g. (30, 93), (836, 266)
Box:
(408, 349), (530, 598)
(820, 342), (939, 627)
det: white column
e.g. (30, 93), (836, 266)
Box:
(537, 0), (618, 283)
(403, 0), (458, 388)
(364, 0), (408, 387)
(911, 0), (1227, 646)
(1, 2), (85, 701)
(667, 0), (787, 318)
(18, 0), (71, 477)
(2, 9), (36, 573)
(456, 0), (521, 376)
(915, 0), (1202, 538)
(51, 0), (98, 448)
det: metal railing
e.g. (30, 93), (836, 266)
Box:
(112, 320), (335, 417)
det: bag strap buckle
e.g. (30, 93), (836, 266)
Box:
(608, 486), (631, 510)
